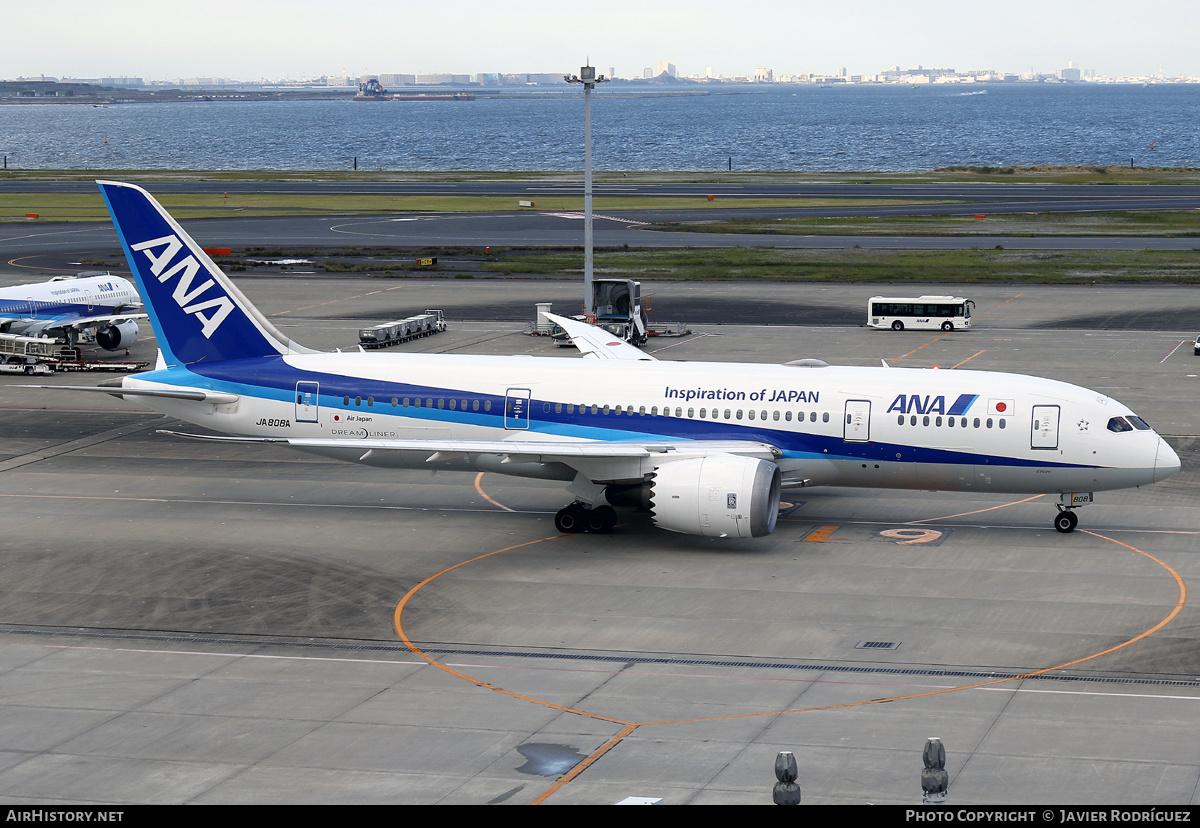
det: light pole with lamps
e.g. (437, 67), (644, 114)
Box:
(564, 63), (608, 316)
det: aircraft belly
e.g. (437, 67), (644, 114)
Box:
(918, 461), (976, 490)
(970, 464), (1149, 493)
(777, 457), (840, 487)
(827, 458), (921, 489)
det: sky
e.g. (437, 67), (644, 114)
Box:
(5, 0), (1197, 81)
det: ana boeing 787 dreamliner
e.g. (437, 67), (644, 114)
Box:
(57, 181), (1179, 539)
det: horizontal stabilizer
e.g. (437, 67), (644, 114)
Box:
(23, 385), (240, 404)
(158, 429), (286, 442)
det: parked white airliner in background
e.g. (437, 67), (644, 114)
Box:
(0, 273), (144, 350)
(54, 181), (1179, 539)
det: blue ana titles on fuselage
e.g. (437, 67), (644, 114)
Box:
(886, 393), (979, 417)
(663, 385), (819, 404)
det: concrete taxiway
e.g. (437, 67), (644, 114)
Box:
(0, 276), (1198, 805)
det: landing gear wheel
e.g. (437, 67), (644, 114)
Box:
(941, 321), (954, 332)
(554, 503), (588, 534)
(891, 320), (904, 331)
(1054, 510), (1078, 533)
(585, 505), (617, 534)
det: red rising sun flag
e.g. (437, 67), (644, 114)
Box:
(989, 399), (1014, 415)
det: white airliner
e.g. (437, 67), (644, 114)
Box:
(0, 273), (144, 350)
(58, 181), (1180, 539)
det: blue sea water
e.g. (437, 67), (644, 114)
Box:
(0, 83), (1196, 172)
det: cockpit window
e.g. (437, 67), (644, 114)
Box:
(1126, 416), (1152, 431)
(1107, 417), (1133, 433)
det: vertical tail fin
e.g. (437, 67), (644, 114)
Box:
(97, 181), (314, 366)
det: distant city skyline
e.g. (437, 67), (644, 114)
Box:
(4, 0), (1198, 81)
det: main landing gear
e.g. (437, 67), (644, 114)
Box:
(554, 502), (618, 535)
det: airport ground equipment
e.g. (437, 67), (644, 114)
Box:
(593, 279), (648, 345)
(358, 310), (446, 349)
(0, 334), (144, 373)
(526, 281), (688, 344)
(0, 354), (54, 374)
(48, 348), (148, 372)
(0, 333), (56, 373)
(0, 332), (56, 361)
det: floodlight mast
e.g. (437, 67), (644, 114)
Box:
(564, 64), (608, 316)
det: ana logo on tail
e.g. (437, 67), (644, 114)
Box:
(130, 235), (235, 338)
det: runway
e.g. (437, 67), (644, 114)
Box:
(8, 178), (1200, 214)
(5, 179), (1200, 269)
(0, 271), (1198, 804)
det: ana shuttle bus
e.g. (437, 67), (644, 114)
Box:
(869, 295), (974, 331)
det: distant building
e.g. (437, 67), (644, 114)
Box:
(656, 60), (677, 78)
(753, 67), (773, 82)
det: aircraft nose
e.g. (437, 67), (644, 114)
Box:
(1155, 437), (1181, 482)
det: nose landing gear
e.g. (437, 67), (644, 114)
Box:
(1053, 492), (1091, 533)
(1053, 510), (1078, 533)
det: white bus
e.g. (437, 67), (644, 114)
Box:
(868, 295), (974, 331)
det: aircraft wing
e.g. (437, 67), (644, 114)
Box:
(544, 312), (656, 361)
(56, 312), (148, 329)
(163, 431), (780, 483)
(0, 311), (147, 328)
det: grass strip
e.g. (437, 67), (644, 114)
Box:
(651, 210), (1200, 237)
(477, 246), (1200, 283)
(0, 192), (947, 222)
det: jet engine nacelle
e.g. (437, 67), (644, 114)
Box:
(96, 320), (139, 351)
(650, 455), (782, 538)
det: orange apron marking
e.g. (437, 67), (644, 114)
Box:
(474, 472), (515, 512)
(804, 524), (847, 542)
(394, 518), (1186, 803)
(906, 493), (1045, 524)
